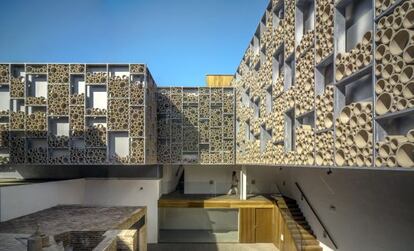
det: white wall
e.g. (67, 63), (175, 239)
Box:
(184, 166), (280, 194)
(83, 179), (161, 244)
(184, 166), (238, 194)
(0, 179), (85, 221)
(274, 167), (414, 251)
(246, 166), (279, 194)
(159, 208), (238, 231)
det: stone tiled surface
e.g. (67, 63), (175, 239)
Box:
(0, 205), (144, 235)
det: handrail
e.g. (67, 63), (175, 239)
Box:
(295, 182), (338, 249)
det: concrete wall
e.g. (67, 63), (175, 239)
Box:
(83, 179), (161, 244)
(0, 179), (85, 221)
(160, 165), (182, 194)
(159, 208), (238, 231)
(184, 166), (237, 194)
(184, 166), (279, 194)
(274, 167), (414, 251)
(246, 166), (279, 194)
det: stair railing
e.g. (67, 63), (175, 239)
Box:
(295, 182), (338, 249)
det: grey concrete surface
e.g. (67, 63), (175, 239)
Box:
(149, 243), (279, 251)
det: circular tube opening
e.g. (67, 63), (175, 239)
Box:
(382, 64), (394, 80)
(339, 106), (352, 124)
(397, 98), (408, 111)
(375, 93), (393, 115)
(355, 130), (370, 149)
(375, 44), (387, 61)
(379, 144), (391, 158)
(356, 154), (365, 167)
(335, 149), (346, 166)
(362, 31), (372, 45)
(375, 79), (386, 94)
(396, 143), (414, 167)
(381, 28), (394, 45)
(387, 156), (397, 167)
(401, 65), (414, 83)
(407, 129), (414, 142)
(403, 45), (414, 64)
(403, 9), (414, 29)
(324, 113), (333, 129)
(390, 29), (412, 56)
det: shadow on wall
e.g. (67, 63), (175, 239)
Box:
(157, 89), (198, 164)
(156, 87), (235, 165)
(274, 167), (414, 251)
(183, 166), (280, 195)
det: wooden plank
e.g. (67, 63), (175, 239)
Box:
(139, 225), (147, 251)
(273, 206), (282, 248)
(239, 208), (256, 243)
(255, 208), (273, 243)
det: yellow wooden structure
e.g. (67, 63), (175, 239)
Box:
(205, 74), (234, 87)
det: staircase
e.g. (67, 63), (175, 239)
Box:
(276, 196), (322, 251)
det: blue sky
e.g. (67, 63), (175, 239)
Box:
(0, 0), (268, 86)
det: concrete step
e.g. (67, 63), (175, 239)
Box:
(289, 211), (304, 217)
(277, 201), (298, 207)
(295, 238), (319, 246)
(276, 202), (289, 209)
(290, 228), (313, 235)
(286, 219), (308, 225)
(292, 233), (315, 240)
(284, 203), (298, 208)
(292, 216), (306, 221)
(288, 223), (311, 231)
(283, 197), (297, 203)
(286, 208), (301, 213)
(301, 245), (323, 251)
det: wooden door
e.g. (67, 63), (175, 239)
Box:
(255, 208), (273, 243)
(239, 208), (256, 243)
